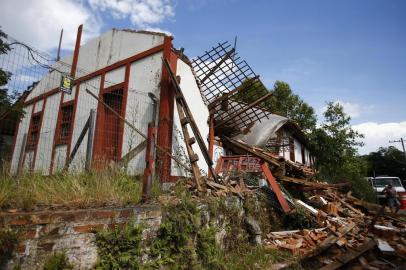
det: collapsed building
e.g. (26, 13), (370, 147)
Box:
(5, 26), (406, 269)
(10, 25), (314, 184)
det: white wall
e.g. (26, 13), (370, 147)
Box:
(171, 59), (210, 176)
(122, 53), (162, 175)
(25, 30), (165, 103)
(68, 77), (101, 172)
(10, 105), (33, 174)
(34, 93), (61, 174)
(53, 145), (68, 173)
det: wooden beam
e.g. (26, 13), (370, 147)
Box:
(208, 76), (260, 111)
(119, 140), (147, 167)
(261, 162), (291, 213)
(214, 91), (273, 129)
(318, 239), (376, 270)
(200, 48), (235, 84)
(222, 137), (280, 167)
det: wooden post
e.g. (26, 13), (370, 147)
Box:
(85, 109), (95, 171)
(17, 133), (27, 176)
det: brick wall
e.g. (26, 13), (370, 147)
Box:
(0, 205), (161, 269)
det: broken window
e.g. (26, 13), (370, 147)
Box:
(57, 103), (74, 144)
(27, 114), (41, 149)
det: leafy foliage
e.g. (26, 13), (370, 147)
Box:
(309, 102), (374, 201)
(0, 229), (18, 266)
(43, 252), (73, 270)
(269, 81), (317, 132)
(95, 224), (143, 270)
(148, 196), (202, 269)
(363, 146), (406, 180)
(232, 79), (317, 132)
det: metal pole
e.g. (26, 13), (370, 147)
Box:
(85, 109), (95, 171)
(57, 29), (63, 61)
(401, 138), (406, 159)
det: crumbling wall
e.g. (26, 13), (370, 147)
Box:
(1, 205), (161, 269)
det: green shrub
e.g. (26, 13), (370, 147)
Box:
(95, 224), (143, 270)
(43, 252), (73, 270)
(0, 229), (18, 265)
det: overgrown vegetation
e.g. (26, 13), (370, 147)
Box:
(309, 102), (375, 202)
(43, 252), (73, 270)
(93, 192), (296, 269)
(95, 223), (143, 270)
(0, 170), (143, 210)
(0, 229), (18, 267)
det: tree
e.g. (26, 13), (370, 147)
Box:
(0, 28), (24, 120)
(233, 79), (317, 132)
(268, 81), (317, 132)
(309, 102), (375, 201)
(363, 146), (406, 180)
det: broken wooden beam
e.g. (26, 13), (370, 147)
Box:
(318, 238), (376, 270)
(222, 137), (280, 167)
(208, 75), (260, 111)
(214, 91), (273, 129)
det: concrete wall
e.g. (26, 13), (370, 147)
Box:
(11, 30), (165, 175)
(171, 59), (210, 176)
(1, 205), (161, 270)
(122, 53), (163, 175)
(24, 30), (164, 102)
(34, 93), (60, 174)
(10, 105), (33, 174)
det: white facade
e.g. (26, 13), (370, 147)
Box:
(171, 58), (210, 176)
(11, 30), (167, 175)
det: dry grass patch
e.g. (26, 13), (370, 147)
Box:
(0, 170), (142, 211)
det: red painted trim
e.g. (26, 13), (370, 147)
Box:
(49, 92), (64, 174)
(67, 83), (80, 163)
(71, 24), (83, 77)
(117, 63), (131, 159)
(92, 73), (106, 169)
(157, 37), (176, 183)
(29, 97), (47, 171)
(208, 117), (214, 177)
(24, 44), (164, 106)
(261, 162), (291, 213)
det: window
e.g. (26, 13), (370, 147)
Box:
(27, 114), (41, 149)
(57, 104), (74, 144)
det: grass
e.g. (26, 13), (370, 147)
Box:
(0, 170), (143, 211)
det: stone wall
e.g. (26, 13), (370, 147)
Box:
(0, 204), (161, 269)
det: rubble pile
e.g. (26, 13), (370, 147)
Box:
(263, 189), (406, 269)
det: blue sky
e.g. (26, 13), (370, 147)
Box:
(1, 0), (405, 154)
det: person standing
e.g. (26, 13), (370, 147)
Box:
(382, 184), (400, 213)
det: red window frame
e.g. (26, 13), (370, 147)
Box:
(26, 113), (42, 150)
(56, 101), (74, 145)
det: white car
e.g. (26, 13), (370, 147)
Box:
(367, 176), (405, 203)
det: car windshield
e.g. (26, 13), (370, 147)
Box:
(372, 178), (402, 188)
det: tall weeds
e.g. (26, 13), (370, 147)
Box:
(0, 170), (142, 211)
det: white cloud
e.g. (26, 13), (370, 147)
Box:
(0, 0), (101, 51)
(88, 0), (175, 27)
(320, 100), (374, 119)
(353, 121), (406, 154)
(0, 0), (175, 52)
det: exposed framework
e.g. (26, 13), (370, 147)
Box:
(191, 41), (273, 135)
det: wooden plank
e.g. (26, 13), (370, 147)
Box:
(162, 58), (218, 182)
(318, 239), (376, 270)
(223, 137), (280, 167)
(207, 76), (260, 111)
(200, 48), (235, 84)
(214, 91), (273, 129)
(261, 162), (291, 213)
(119, 140), (147, 167)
